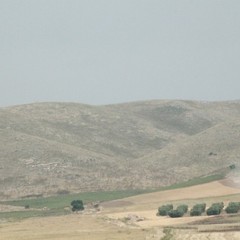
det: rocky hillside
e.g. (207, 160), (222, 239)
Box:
(1, 100), (240, 199)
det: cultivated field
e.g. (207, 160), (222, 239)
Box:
(1, 179), (240, 239)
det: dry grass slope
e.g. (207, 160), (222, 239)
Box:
(1, 100), (240, 198)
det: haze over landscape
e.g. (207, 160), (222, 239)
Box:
(1, 0), (240, 106)
(1, 1), (240, 240)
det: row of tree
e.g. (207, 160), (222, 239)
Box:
(157, 202), (240, 218)
(69, 199), (240, 216)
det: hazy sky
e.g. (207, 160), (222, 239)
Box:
(1, 0), (240, 106)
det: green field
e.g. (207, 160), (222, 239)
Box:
(158, 173), (226, 191)
(0, 189), (149, 221)
(1, 189), (149, 210)
(0, 173), (227, 221)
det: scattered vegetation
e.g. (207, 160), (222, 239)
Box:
(161, 228), (174, 240)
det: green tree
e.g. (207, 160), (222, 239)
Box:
(190, 203), (206, 216)
(225, 202), (240, 214)
(71, 200), (84, 212)
(177, 204), (188, 214)
(168, 209), (184, 218)
(206, 206), (221, 215)
(158, 204), (173, 216)
(206, 202), (224, 216)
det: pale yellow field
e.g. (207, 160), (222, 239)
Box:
(172, 229), (240, 240)
(0, 214), (151, 240)
(1, 180), (240, 240)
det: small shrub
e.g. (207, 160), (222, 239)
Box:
(229, 164), (236, 170)
(24, 204), (30, 209)
(158, 204), (173, 216)
(162, 228), (173, 240)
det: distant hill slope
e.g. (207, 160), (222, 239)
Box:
(1, 100), (240, 199)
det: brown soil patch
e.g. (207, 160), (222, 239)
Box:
(220, 177), (240, 189)
(125, 181), (240, 205)
(102, 181), (240, 216)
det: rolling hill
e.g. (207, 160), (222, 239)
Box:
(1, 100), (240, 199)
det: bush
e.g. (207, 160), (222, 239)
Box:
(190, 203), (206, 216)
(228, 202), (240, 208)
(158, 204), (173, 216)
(71, 200), (84, 212)
(207, 206), (221, 215)
(197, 203), (206, 212)
(229, 164), (236, 170)
(171, 210), (183, 218)
(212, 202), (224, 210)
(190, 208), (202, 216)
(225, 205), (239, 214)
(225, 202), (240, 214)
(206, 202), (224, 216)
(177, 204), (188, 214)
(168, 209), (184, 218)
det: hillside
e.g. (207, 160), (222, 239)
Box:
(1, 100), (240, 199)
